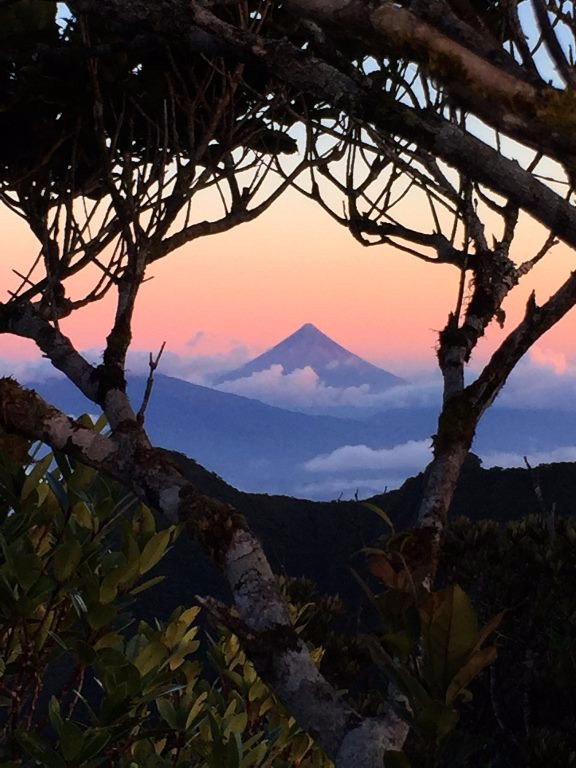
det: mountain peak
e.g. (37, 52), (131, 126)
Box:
(213, 324), (406, 391)
(296, 322), (322, 334)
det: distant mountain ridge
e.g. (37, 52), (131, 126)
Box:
(31, 372), (576, 500)
(213, 322), (405, 391)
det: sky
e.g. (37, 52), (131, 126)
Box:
(5, 184), (576, 499)
(2, 185), (576, 382)
(3, 9), (576, 495)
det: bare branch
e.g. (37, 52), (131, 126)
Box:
(137, 342), (166, 426)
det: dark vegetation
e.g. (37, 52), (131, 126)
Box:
(2, 433), (575, 766)
(157, 450), (576, 609)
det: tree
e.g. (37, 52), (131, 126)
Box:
(2, 0), (576, 765)
(0, 2), (407, 765)
(0, 433), (333, 767)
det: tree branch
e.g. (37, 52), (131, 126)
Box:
(287, 0), (576, 162)
(0, 376), (407, 765)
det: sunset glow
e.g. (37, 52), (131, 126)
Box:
(2, 189), (576, 373)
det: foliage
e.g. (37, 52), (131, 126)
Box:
(0, 428), (331, 768)
(436, 514), (576, 767)
(0, 0), (296, 202)
(348, 507), (501, 766)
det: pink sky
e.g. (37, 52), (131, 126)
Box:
(1, 190), (575, 373)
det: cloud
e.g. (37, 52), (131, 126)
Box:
(490, 353), (576, 409)
(0, 341), (255, 389)
(215, 365), (442, 410)
(0, 357), (61, 383)
(124, 345), (252, 385)
(299, 439), (433, 499)
(481, 445), (576, 469)
(6, 336), (576, 417)
(530, 346), (568, 375)
(304, 440), (432, 473)
(186, 330), (206, 348)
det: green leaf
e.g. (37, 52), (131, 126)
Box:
(134, 639), (169, 676)
(185, 690), (208, 731)
(99, 569), (120, 604)
(71, 501), (93, 530)
(46, 472), (70, 512)
(362, 502), (395, 532)
(15, 729), (65, 767)
(130, 574), (165, 596)
(157, 697), (180, 730)
(446, 646), (498, 705)
(52, 539), (82, 583)
(139, 529), (171, 574)
(420, 585), (479, 694)
(60, 720), (85, 762)
(164, 606), (201, 648)
(86, 601), (117, 630)
(14, 552), (43, 590)
(76, 729), (111, 762)
(48, 696), (63, 735)
(224, 711), (248, 739)
(364, 636), (430, 708)
(413, 699), (459, 744)
(290, 732), (312, 763)
(21, 454), (52, 501)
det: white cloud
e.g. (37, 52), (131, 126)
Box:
(124, 345), (252, 385)
(490, 353), (576, 409)
(6, 337), (576, 417)
(1, 343), (254, 389)
(304, 440), (432, 473)
(0, 357), (61, 383)
(215, 365), (442, 410)
(530, 346), (568, 375)
(481, 445), (576, 469)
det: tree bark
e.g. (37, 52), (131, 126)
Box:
(0, 373), (408, 765)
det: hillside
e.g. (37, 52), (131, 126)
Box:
(31, 372), (576, 500)
(140, 451), (576, 618)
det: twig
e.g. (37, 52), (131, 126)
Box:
(523, 456), (556, 543)
(137, 342), (166, 426)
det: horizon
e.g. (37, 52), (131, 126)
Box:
(2, 187), (576, 372)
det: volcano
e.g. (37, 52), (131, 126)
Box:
(213, 323), (405, 391)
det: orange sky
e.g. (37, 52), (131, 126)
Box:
(1, 189), (576, 373)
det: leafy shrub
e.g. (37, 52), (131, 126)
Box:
(0, 424), (331, 767)
(435, 514), (576, 767)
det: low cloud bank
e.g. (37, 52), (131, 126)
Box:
(304, 440), (432, 473)
(483, 348), (576, 410)
(6, 340), (576, 415)
(0, 357), (59, 382)
(481, 445), (576, 468)
(214, 364), (442, 410)
(125, 346), (252, 384)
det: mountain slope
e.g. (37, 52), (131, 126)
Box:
(31, 372), (576, 500)
(33, 373), (415, 496)
(213, 322), (405, 390)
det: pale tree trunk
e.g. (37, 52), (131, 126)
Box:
(0, 360), (408, 766)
